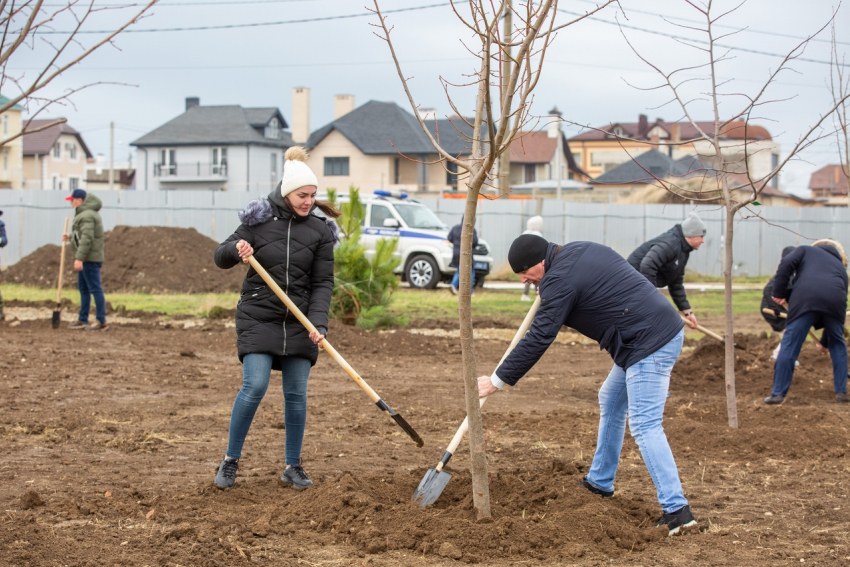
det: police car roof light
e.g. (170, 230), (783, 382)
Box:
(373, 189), (409, 200)
(374, 190), (391, 197)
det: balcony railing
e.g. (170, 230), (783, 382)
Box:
(154, 162), (228, 178)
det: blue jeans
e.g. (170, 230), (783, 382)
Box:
(450, 268), (475, 290)
(586, 329), (688, 513)
(772, 312), (847, 396)
(78, 262), (106, 323)
(226, 353), (311, 464)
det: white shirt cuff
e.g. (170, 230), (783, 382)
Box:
(490, 373), (506, 389)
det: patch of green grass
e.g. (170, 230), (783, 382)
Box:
(3, 284), (238, 317)
(667, 289), (763, 317)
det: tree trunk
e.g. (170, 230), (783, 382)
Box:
(723, 205), (739, 428)
(460, 166), (491, 518)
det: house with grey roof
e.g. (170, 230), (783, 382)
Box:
(131, 97), (292, 191)
(22, 119), (93, 190)
(304, 99), (483, 193)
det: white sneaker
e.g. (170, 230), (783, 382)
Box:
(450, 285), (458, 295)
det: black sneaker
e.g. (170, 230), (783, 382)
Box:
(280, 464), (313, 490)
(655, 505), (697, 535)
(764, 395), (785, 405)
(837, 393), (849, 404)
(214, 458), (238, 489)
(577, 476), (613, 498)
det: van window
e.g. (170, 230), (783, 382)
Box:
(370, 204), (394, 227)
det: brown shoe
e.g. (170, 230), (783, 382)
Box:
(68, 320), (88, 330)
(86, 321), (109, 331)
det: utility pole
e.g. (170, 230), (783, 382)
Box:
(109, 121), (115, 191)
(548, 107), (563, 200)
(498, 2), (512, 197)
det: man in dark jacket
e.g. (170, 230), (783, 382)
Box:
(628, 213), (706, 328)
(766, 239), (849, 405)
(63, 189), (107, 331)
(447, 218), (478, 295)
(477, 234), (696, 535)
(0, 209), (7, 321)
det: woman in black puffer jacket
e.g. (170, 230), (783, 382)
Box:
(212, 146), (340, 490)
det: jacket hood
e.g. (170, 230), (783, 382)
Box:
(77, 193), (102, 214)
(812, 239), (848, 267)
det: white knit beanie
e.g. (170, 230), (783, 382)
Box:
(280, 146), (318, 198)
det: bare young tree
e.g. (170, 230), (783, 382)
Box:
(371, 0), (617, 518)
(0, 0), (158, 146)
(828, 20), (850, 200)
(618, 0), (850, 428)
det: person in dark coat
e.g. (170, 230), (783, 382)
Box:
(765, 239), (849, 405)
(628, 213), (706, 329)
(477, 234), (697, 535)
(0, 209), (6, 321)
(212, 146), (340, 489)
(447, 217), (478, 294)
(760, 246), (796, 360)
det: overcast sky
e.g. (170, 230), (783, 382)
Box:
(8, 0), (849, 195)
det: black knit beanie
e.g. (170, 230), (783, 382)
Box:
(508, 234), (549, 273)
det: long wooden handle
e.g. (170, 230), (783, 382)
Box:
(437, 295), (541, 470)
(56, 217), (70, 304)
(680, 314), (725, 342)
(237, 243), (383, 404)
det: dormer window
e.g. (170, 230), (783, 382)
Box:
(613, 126), (624, 137)
(265, 118), (281, 139)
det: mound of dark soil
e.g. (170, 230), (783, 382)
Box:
(5, 225), (247, 293)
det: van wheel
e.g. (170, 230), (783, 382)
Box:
(406, 255), (440, 289)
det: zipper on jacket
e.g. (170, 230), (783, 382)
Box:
(283, 217), (293, 354)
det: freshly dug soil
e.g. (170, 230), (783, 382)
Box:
(4, 225), (246, 293)
(1, 313), (848, 566)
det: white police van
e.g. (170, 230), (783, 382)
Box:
(334, 190), (493, 289)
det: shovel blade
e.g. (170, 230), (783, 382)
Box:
(51, 310), (60, 329)
(412, 467), (453, 507)
(392, 412), (424, 447)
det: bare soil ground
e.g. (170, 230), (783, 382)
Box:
(1, 311), (848, 566)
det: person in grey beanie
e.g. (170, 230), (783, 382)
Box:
(627, 213), (706, 329)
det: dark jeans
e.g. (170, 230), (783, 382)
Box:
(78, 262), (106, 323)
(772, 311), (847, 397)
(226, 354), (311, 465)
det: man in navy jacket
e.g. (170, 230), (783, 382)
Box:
(766, 239), (849, 405)
(477, 234), (696, 535)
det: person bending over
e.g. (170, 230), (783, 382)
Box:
(478, 234), (697, 535)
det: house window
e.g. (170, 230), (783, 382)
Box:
(571, 152), (581, 166)
(324, 157), (349, 176)
(212, 147), (227, 175)
(2, 148), (7, 171)
(394, 157), (400, 184)
(613, 127), (624, 137)
(265, 118), (281, 139)
(66, 142), (77, 160)
(53, 142), (61, 159)
(524, 163), (536, 183)
(270, 153), (278, 184)
(2, 115), (7, 135)
(52, 175), (61, 190)
(69, 176), (80, 190)
(160, 148), (176, 175)
(446, 161), (458, 188)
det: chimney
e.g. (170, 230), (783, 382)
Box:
(638, 114), (648, 137)
(417, 107), (437, 121)
(548, 106), (563, 139)
(334, 94), (355, 119)
(292, 87), (310, 144)
(671, 123), (680, 144)
(185, 97), (200, 111)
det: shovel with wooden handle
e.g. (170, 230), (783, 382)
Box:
(236, 242), (423, 447)
(52, 218), (70, 329)
(412, 295), (541, 507)
(680, 315), (744, 350)
(762, 308), (820, 342)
